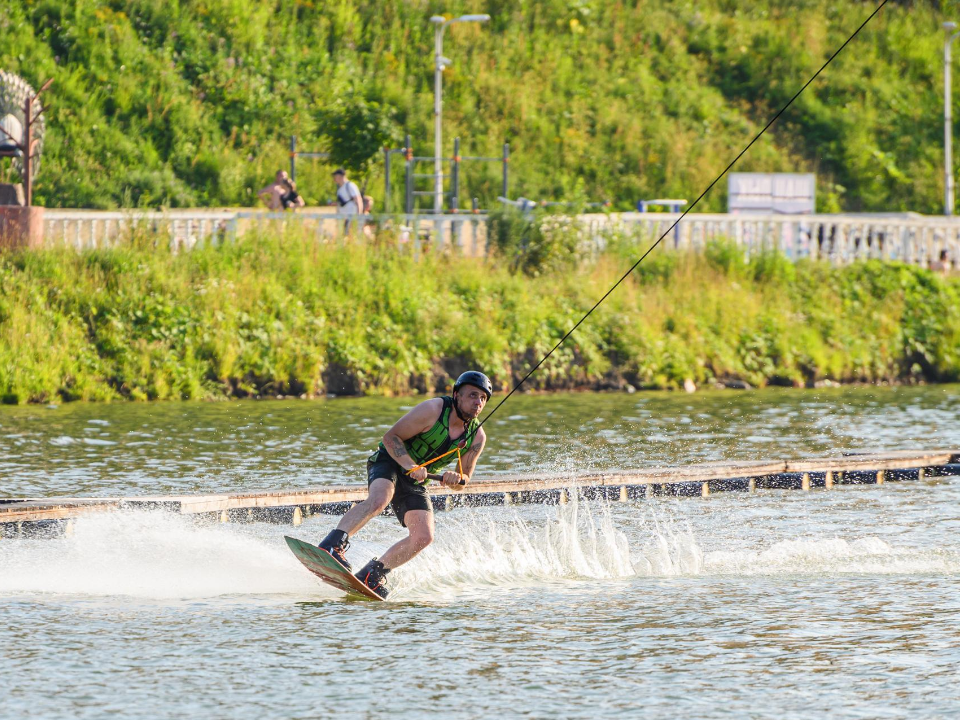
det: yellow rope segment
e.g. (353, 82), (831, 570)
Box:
(407, 445), (466, 483)
(407, 445), (460, 473)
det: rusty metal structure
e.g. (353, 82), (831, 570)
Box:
(0, 71), (52, 247)
(0, 71), (51, 203)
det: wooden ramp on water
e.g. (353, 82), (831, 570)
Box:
(2, 449), (959, 537)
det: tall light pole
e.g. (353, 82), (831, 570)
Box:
(944, 22), (960, 216)
(430, 13), (490, 214)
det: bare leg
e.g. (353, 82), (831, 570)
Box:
(379, 509), (435, 570)
(336, 478), (394, 536)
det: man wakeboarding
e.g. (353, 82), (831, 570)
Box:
(315, 371), (492, 598)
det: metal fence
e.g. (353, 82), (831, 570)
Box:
(40, 208), (960, 267)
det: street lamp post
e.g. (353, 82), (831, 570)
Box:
(430, 13), (490, 214)
(944, 22), (960, 216)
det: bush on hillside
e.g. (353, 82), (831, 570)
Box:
(487, 207), (588, 276)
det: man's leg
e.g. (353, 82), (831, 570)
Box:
(336, 478), (394, 536)
(317, 478), (394, 570)
(378, 509), (435, 570)
(354, 508), (434, 599)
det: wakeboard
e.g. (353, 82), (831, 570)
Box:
(284, 535), (384, 602)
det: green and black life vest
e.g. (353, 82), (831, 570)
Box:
(371, 396), (479, 473)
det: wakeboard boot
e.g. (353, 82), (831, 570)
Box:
(355, 558), (391, 599)
(317, 529), (351, 571)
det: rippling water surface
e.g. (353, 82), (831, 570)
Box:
(1, 384), (959, 497)
(2, 386), (959, 718)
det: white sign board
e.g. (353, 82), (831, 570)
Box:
(728, 173), (815, 214)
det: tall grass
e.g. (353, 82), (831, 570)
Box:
(1, 232), (958, 404)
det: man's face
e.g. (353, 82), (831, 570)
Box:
(333, 174), (345, 187)
(455, 385), (488, 419)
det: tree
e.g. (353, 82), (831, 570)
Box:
(315, 95), (400, 181)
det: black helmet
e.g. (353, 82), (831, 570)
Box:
(453, 371), (492, 399)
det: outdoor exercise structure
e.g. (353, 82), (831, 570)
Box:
(2, 450), (957, 537)
(396, 134), (509, 214)
(289, 134), (509, 214)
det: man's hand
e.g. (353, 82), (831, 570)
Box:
(441, 471), (465, 488)
(407, 466), (428, 484)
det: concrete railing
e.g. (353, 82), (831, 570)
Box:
(41, 208), (490, 257)
(590, 212), (960, 266)
(40, 208), (960, 267)
(43, 209), (237, 250)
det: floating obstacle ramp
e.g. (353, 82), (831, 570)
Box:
(2, 450), (959, 537)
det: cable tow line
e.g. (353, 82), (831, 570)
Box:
(471, 0), (889, 433)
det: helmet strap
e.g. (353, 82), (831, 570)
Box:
(452, 391), (471, 424)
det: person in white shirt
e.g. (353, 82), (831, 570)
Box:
(333, 168), (362, 233)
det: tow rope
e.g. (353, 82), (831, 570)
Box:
(407, 445), (464, 484)
(403, 1), (888, 480)
(472, 0), (889, 433)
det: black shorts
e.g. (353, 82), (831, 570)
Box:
(366, 451), (433, 527)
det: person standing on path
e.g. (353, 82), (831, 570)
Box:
(316, 371), (492, 599)
(333, 168), (362, 234)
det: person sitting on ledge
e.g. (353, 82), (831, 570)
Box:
(257, 170), (293, 211)
(280, 177), (304, 210)
(930, 249), (952, 274)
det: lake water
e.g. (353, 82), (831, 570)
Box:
(1, 386), (959, 718)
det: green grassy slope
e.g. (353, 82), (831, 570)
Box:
(1, 234), (958, 403)
(0, 0), (947, 212)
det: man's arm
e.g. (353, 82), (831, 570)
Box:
(382, 398), (444, 480)
(258, 184), (282, 209)
(444, 427), (486, 488)
(351, 184), (363, 213)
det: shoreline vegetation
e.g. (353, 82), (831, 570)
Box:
(1, 227), (959, 405)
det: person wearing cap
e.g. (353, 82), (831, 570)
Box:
(332, 168), (362, 232)
(316, 371), (493, 598)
